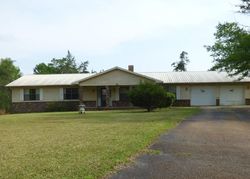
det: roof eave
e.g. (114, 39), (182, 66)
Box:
(162, 81), (249, 84)
(76, 66), (163, 84)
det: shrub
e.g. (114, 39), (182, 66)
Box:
(159, 92), (175, 108)
(0, 87), (11, 112)
(128, 83), (175, 112)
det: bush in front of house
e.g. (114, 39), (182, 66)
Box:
(159, 91), (175, 109)
(128, 82), (175, 112)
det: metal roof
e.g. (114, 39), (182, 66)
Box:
(6, 73), (92, 87)
(140, 71), (250, 84)
(6, 67), (162, 87)
(76, 66), (162, 84)
(6, 70), (250, 87)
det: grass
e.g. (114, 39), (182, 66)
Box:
(0, 108), (199, 179)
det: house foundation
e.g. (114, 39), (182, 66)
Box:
(11, 101), (80, 113)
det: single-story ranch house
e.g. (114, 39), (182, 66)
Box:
(6, 66), (250, 113)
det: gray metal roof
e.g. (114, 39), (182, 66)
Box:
(6, 73), (92, 87)
(140, 71), (250, 84)
(6, 67), (162, 87)
(6, 70), (250, 87)
(76, 66), (162, 84)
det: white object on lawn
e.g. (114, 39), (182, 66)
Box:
(79, 104), (86, 114)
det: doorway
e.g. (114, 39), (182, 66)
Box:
(100, 88), (107, 107)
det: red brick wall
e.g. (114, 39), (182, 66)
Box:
(11, 101), (80, 113)
(83, 101), (96, 108)
(112, 101), (131, 107)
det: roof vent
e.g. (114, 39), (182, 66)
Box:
(128, 65), (134, 72)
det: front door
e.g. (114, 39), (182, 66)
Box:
(100, 88), (107, 107)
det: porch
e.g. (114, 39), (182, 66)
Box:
(79, 86), (133, 109)
(77, 66), (161, 109)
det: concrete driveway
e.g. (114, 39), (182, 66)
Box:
(110, 107), (250, 179)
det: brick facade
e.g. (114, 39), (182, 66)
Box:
(173, 100), (190, 107)
(83, 101), (96, 108)
(11, 101), (80, 113)
(112, 101), (131, 107)
(11, 98), (250, 113)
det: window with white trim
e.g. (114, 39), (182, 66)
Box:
(24, 89), (40, 101)
(63, 88), (79, 100)
(119, 87), (129, 101)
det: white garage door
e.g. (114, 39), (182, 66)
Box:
(220, 86), (244, 105)
(191, 86), (216, 106)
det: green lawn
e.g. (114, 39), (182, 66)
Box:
(0, 108), (199, 179)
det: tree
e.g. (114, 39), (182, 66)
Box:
(34, 51), (89, 74)
(78, 61), (89, 73)
(33, 63), (57, 74)
(0, 58), (21, 111)
(205, 22), (250, 78)
(238, 0), (250, 13)
(128, 83), (175, 112)
(171, 51), (190, 72)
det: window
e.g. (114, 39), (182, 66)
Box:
(64, 88), (79, 100)
(164, 85), (176, 94)
(24, 89), (40, 101)
(119, 87), (129, 101)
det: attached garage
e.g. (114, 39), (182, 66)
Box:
(142, 71), (250, 107)
(220, 86), (244, 105)
(191, 86), (216, 106)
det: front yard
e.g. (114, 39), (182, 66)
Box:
(0, 108), (199, 179)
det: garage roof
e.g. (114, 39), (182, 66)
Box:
(140, 71), (250, 84)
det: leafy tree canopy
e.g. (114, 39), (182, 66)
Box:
(34, 51), (89, 74)
(238, 0), (250, 13)
(128, 83), (175, 112)
(0, 58), (21, 85)
(171, 51), (190, 72)
(0, 58), (21, 111)
(205, 22), (250, 78)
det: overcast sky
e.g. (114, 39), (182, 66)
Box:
(0, 0), (249, 74)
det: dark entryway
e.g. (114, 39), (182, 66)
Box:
(97, 87), (110, 107)
(100, 88), (107, 107)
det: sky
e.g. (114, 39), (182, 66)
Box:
(0, 0), (249, 74)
